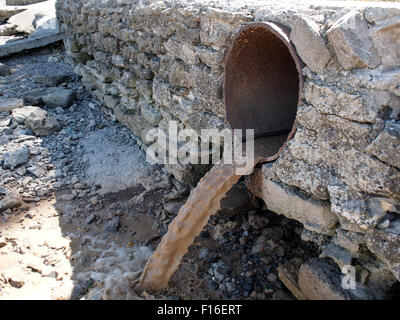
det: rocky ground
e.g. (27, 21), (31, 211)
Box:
(0, 43), (320, 300)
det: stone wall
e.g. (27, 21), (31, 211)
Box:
(56, 0), (400, 298)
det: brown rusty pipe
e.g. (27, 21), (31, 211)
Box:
(136, 22), (304, 292)
(224, 22), (304, 146)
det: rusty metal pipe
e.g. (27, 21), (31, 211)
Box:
(224, 22), (304, 158)
(135, 22), (305, 293)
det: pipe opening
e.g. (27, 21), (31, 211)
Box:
(224, 22), (304, 160)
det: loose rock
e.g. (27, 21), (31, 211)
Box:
(42, 89), (76, 108)
(3, 147), (30, 168)
(0, 191), (21, 212)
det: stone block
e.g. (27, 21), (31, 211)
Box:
(290, 17), (331, 72)
(366, 121), (400, 169)
(248, 168), (337, 235)
(298, 257), (377, 300)
(328, 185), (387, 231)
(366, 228), (400, 265)
(327, 10), (380, 70)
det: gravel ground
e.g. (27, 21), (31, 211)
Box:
(0, 45), (73, 98)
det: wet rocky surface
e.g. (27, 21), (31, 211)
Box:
(0, 44), (320, 300)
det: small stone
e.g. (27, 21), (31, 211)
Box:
(60, 193), (75, 201)
(70, 284), (85, 300)
(213, 269), (225, 282)
(267, 273), (277, 283)
(198, 247), (210, 260)
(252, 236), (285, 257)
(85, 214), (96, 225)
(225, 282), (235, 293)
(332, 228), (364, 253)
(104, 216), (121, 232)
(48, 56), (60, 63)
(89, 196), (99, 205)
(34, 74), (71, 87)
(376, 218), (390, 229)
(271, 290), (294, 300)
(159, 210), (168, 221)
(26, 165), (45, 178)
(248, 213), (270, 229)
(0, 191), (21, 212)
(42, 89), (76, 109)
(74, 183), (86, 189)
(320, 243), (354, 267)
(163, 198), (185, 215)
(70, 176), (79, 184)
(3, 147), (30, 169)
(0, 98), (23, 112)
(12, 106), (41, 124)
(23, 87), (58, 106)
(9, 279), (24, 289)
(15, 166), (26, 176)
(358, 267), (370, 285)
(12, 106), (61, 136)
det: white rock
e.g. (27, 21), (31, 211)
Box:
(3, 147), (30, 168)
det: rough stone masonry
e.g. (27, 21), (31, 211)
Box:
(56, 0), (400, 299)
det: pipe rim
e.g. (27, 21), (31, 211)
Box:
(223, 21), (305, 162)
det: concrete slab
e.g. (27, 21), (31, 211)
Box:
(6, 0), (57, 35)
(0, 0), (62, 57)
(0, 30), (63, 57)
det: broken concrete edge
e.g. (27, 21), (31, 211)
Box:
(0, 8), (27, 24)
(0, 31), (64, 58)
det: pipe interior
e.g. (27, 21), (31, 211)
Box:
(224, 23), (301, 153)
